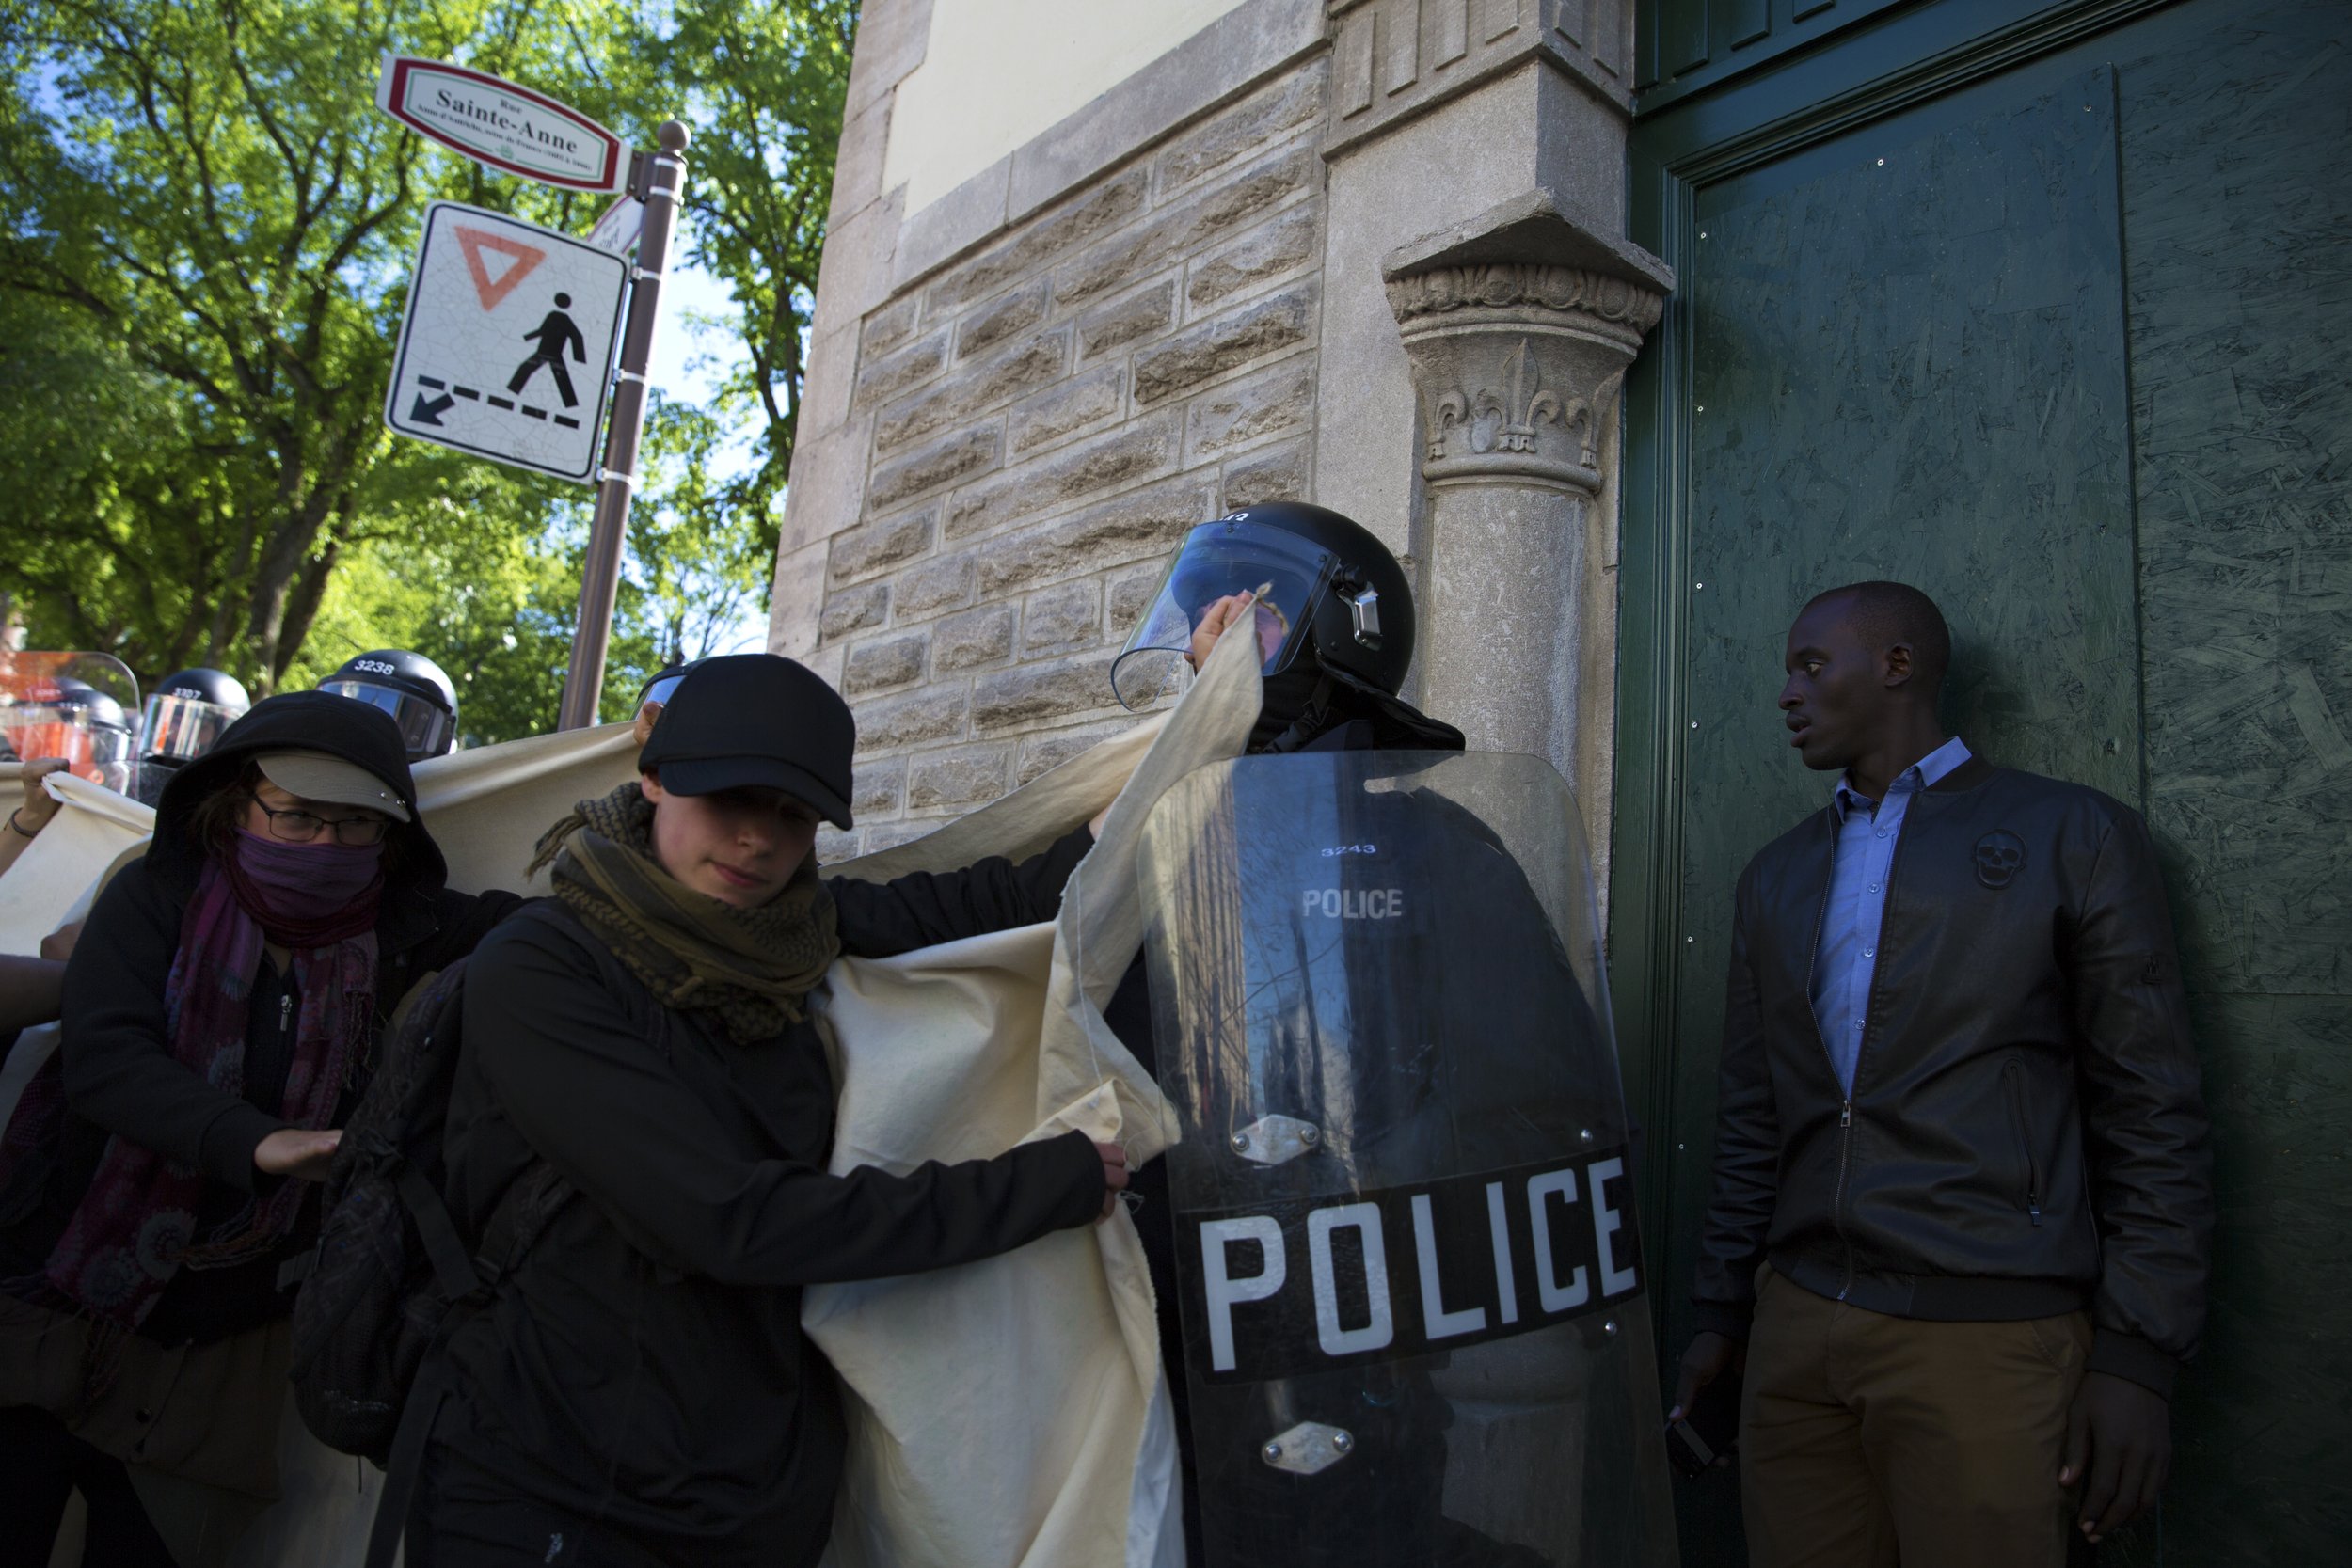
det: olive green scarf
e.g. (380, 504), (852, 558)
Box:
(528, 783), (839, 1041)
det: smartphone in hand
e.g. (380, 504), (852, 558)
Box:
(1665, 1366), (1740, 1479)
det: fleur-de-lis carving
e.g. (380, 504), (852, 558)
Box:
(1475, 338), (1567, 453)
(1579, 369), (1624, 467)
(1429, 389), (1469, 460)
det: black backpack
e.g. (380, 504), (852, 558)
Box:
(288, 899), (640, 1462)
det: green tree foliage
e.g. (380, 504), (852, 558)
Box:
(596, 0), (855, 522)
(0, 0), (855, 738)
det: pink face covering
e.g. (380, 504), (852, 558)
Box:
(227, 827), (386, 942)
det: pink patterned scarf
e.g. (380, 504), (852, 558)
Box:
(11, 832), (380, 1326)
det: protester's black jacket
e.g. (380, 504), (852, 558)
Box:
(0, 692), (519, 1343)
(427, 828), (1106, 1565)
(1691, 755), (2212, 1398)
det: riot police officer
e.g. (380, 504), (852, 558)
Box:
(318, 648), (459, 762)
(39, 678), (137, 795)
(134, 666), (250, 804)
(1106, 505), (1655, 1566)
(631, 658), (707, 744)
(1108, 502), (1460, 754)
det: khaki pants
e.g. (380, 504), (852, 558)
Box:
(1740, 1265), (2090, 1568)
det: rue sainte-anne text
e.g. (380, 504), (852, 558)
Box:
(433, 88), (580, 154)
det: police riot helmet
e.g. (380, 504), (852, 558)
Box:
(319, 649), (458, 761)
(49, 677), (133, 739)
(44, 677), (137, 788)
(1111, 501), (1416, 712)
(140, 666), (251, 766)
(636, 657), (707, 715)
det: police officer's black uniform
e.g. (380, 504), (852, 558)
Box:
(1104, 504), (1602, 1567)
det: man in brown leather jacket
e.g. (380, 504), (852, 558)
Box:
(1670, 582), (2212, 1568)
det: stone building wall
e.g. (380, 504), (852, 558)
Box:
(776, 0), (1659, 875)
(796, 47), (1332, 860)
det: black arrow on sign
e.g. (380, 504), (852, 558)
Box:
(409, 390), (456, 426)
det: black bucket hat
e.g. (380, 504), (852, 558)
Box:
(637, 655), (856, 829)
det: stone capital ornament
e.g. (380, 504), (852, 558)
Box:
(1376, 189), (1672, 775)
(1383, 191), (1672, 494)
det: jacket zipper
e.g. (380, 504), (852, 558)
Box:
(1831, 802), (1921, 1301)
(1804, 808), (1863, 1302)
(279, 993), (294, 1032)
(2003, 1058), (2042, 1226)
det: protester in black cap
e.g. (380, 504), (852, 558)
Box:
(399, 653), (1123, 1567)
(0, 691), (521, 1565)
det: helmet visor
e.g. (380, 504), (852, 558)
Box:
(1110, 521), (1334, 712)
(320, 680), (455, 759)
(141, 692), (244, 763)
(0, 706), (135, 786)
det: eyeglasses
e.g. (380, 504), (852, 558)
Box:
(248, 797), (391, 847)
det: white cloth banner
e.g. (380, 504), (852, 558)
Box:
(0, 769), (157, 956)
(0, 723), (644, 957)
(1, 641), (1259, 1566)
(811, 633), (1259, 1568)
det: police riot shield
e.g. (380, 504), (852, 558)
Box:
(0, 652), (141, 796)
(1136, 752), (1677, 1568)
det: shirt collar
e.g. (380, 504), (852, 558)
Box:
(1832, 736), (1973, 820)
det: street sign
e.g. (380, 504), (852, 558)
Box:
(586, 192), (645, 257)
(376, 56), (628, 193)
(385, 201), (628, 483)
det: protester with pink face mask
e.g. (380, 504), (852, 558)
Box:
(0, 691), (520, 1564)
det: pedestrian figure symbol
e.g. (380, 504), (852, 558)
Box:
(508, 293), (587, 408)
(388, 201), (625, 482)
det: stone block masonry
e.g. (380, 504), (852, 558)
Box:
(804, 55), (1331, 855)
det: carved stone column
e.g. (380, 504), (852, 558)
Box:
(1383, 191), (1670, 785)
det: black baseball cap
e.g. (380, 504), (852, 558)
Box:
(637, 655), (857, 828)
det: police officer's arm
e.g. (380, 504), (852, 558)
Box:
(829, 825), (1096, 958)
(469, 916), (1110, 1284)
(1691, 866), (1781, 1338)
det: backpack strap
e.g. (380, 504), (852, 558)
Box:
(398, 1164), (483, 1302)
(368, 897), (656, 1565)
(369, 1162), (484, 1568)
(459, 895), (667, 1283)
(474, 1160), (572, 1286)
(512, 895), (671, 1053)
(365, 1166), (566, 1568)
(364, 1356), (449, 1568)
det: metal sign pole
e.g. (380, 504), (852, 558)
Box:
(557, 119), (690, 730)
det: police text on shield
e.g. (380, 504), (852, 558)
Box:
(1184, 1149), (1643, 1383)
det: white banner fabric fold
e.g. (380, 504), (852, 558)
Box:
(807, 632), (1260, 1568)
(408, 721), (643, 894)
(0, 723), (644, 958)
(0, 771), (157, 955)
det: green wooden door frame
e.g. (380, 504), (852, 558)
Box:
(1609, 0), (2194, 1358)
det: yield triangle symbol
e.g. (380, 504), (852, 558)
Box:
(453, 226), (546, 310)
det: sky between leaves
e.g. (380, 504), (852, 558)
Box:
(0, 0), (857, 744)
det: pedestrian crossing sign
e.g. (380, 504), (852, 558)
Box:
(386, 200), (629, 482)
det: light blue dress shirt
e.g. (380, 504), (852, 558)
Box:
(1810, 736), (1974, 1095)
